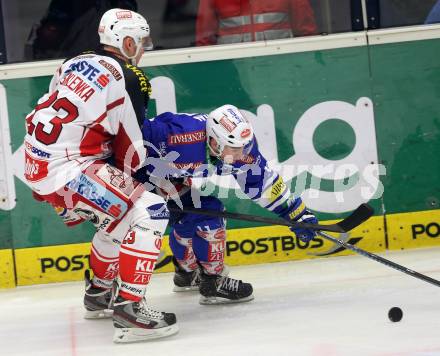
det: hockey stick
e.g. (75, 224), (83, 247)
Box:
(168, 203), (374, 233)
(318, 231), (440, 288)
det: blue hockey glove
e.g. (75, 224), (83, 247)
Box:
(290, 210), (318, 242)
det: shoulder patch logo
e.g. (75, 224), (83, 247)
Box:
(168, 130), (206, 145)
(98, 59), (122, 81)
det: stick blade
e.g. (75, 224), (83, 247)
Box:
(336, 203), (374, 232)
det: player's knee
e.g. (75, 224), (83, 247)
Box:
(132, 191), (170, 230)
(202, 195), (224, 212)
(195, 223), (226, 242)
(169, 230), (190, 258)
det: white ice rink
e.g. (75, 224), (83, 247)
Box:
(1, 247), (440, 356)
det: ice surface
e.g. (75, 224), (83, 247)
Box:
(1, 247), (440, 356)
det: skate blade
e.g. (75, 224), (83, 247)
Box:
(84, 309), (114, 319)
(113, 324), (179, 343)
(173, 285), (199, 292)
(199, 294), (254, 305)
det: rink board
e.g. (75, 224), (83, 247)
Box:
(387, 209), (440, 250)
(0, 249), (15, 288)
(14, 242), (91, 286)
(10, 209), (440, 286)
(14, 215), (385, 286)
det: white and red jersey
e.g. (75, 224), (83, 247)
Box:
(24, 51), (150, 195)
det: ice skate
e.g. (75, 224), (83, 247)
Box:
(199, 270), (254, 305)
(83, 270), (113, 319)
(112, 296), (179, 343)
(172, 257), (201, 292)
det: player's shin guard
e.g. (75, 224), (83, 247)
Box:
(193, 226), (254, 305)
(118, 224), (162, 301)
(113, 198), (178, 343)
(84, 232), (119, 319)
(193, 226), (227, 275)
(113, 223), (179, 343)
(169, 230), (200, 292)
(89, 233), (120, 289)
(113, 226), (179, 343)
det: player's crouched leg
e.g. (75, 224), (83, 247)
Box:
(85, 228), (122, 320)
(112, 191), (178, 343)
(169, 230), (201, 292)
(190, 198), (254, 305)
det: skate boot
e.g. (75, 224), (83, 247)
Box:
(199, 270), (254, 305)
(112, 295), (179, 343)
(172, 257), (201, 292)
(83, 270), (113, 319)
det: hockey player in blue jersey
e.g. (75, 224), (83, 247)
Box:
(135, 104), (318, 304)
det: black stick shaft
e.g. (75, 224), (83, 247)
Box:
(168, 205), (343, 233)
(318, 232), (440, 288)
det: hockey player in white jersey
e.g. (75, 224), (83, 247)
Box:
(136, 104), (319, 304)
(24, 8), (178, 343)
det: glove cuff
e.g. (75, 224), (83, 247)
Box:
(279, 198), (306, 222)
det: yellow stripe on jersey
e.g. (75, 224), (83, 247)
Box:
(264, 176), (287, 204)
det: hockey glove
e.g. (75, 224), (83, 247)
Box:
(289, 210), (318, 243)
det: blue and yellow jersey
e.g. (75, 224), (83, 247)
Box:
(138, 111), (305, 220)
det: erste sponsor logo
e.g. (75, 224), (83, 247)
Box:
(64, 59), (113, 93)
(66, 173), (128, 219)
(96, 74), (110, 88)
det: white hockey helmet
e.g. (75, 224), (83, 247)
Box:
(98, 8), (153, 62)
(206, 104), (254, 157)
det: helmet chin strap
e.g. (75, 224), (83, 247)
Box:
(120, 42), (142, 65)
(207, 137), (223, 158)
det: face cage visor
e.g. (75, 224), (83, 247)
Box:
(210, 135), (254, 160)
(142, 36), (154, 51)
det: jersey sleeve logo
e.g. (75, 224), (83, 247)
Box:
(98, 59), (122, 81)
(125, 64), (152, 95)
(167, 130), (206, 145)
